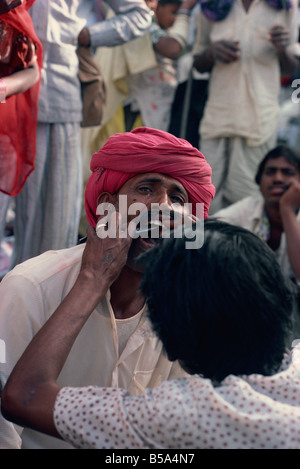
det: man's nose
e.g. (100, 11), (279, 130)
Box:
(273, 170), (285, 182)
(156, 190), (172, 206)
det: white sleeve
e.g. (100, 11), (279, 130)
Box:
(0, 273), (46, 448)
(88, 0), (152, 48)
(287, 0), (300, 56)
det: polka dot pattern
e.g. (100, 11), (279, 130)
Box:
(53, 347), (300, 449)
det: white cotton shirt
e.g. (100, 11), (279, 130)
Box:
(0, 244), (188, 449)
(192, 0), (300, 146)
(54, 346), (300, 449)
(28, 0), (151, 123)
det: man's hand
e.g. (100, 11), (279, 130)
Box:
(80, 216), (132, 290)
(78, 27), (91, 47)
(280, 180), (300, 214)
(279, 180), (300, 280)
(269, 25), (290, 52)
(207, 40), (240, 64)
(0, 0), (22, 15)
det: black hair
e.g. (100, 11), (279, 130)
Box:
(158, 0), (183, 6)
(140, 219), (293, 382)
(255, 144), (300, 185)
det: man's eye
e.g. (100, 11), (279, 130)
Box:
(171, 195), (185, 205)
(283, 169), (297, 176)
(264, 169), (275, 175)
(139, 186), (152, 192)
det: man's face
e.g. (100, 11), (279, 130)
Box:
(113, 172), (189, 269)
(260, 156), (300, 204)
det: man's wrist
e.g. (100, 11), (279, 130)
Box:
(78, 27), (91, 47)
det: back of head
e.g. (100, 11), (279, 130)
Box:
(140, 219), (293, 382)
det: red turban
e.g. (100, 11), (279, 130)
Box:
(85, 127), (215, 227)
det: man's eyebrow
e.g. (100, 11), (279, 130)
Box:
(264, 165), (296, 170)
(137, 177), (188, 196)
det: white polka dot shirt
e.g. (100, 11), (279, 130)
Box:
(53, 346), (300, 449)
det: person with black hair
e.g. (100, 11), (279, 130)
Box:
(214, 144), (300, 345)
(214, 145), (300, 285)
(2, 219), (300, 449)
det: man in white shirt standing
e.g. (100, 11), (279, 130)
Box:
(193, 0), (300, 214)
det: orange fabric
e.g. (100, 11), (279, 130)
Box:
(85, 127), (215, 227)
(0, 0), (42, 196)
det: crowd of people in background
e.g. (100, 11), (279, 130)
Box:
(0, 0), (300, 450)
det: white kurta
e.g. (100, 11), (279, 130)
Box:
(54, 347), (300, 449)
(0, 244), (188, 448)
(193, 0), (300, 146)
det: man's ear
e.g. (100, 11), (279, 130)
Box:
(96, 191), (116, 206)
(95, 192), (117, 219)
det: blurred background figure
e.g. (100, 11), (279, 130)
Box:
(123, 0), (197, 132)
(193, 0), (300, 214)
(168, 0), (209, 148)
(214, 144), (300, 345)
(0, 0), (42, 278)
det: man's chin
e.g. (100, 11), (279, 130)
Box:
(127, 236), (162, 273)
(137, 236), (161, 251)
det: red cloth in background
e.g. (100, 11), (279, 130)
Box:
(85, 127), (215, 227)
(0, 0), (42, 196)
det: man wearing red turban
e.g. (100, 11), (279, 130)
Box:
(85, 126), (215, 226)
(0, 127), (214, 449)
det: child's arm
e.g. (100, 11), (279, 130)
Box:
(154, 0), (197, 60)
(0, 51), (39, 102)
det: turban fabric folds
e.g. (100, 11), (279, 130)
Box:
(85, 127), (215, 228)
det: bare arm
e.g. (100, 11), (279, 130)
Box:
(1, 223), (132, 437)
(1, 42), (39, 99)
(153, 35), (183, 60)
(269, 24), (299, 76)
(193, 40), (240, 73)
(4, 58), (39, 97)
(279, 181), (300, 280)
(153, 0), (197, 60)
